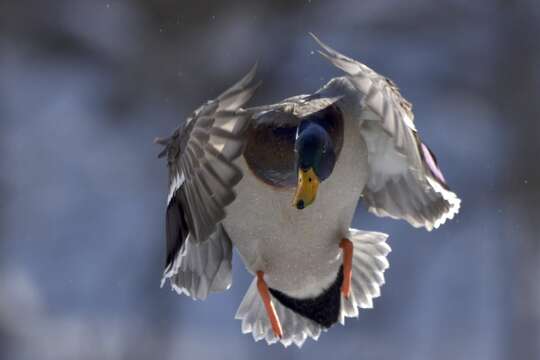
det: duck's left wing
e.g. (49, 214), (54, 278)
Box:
(312, 34), (460, 230)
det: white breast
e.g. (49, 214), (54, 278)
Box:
(223, 120), (368, 298)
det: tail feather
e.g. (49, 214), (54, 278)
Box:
(339, 228), (390, 323)
(235, 278), (323, 347)
(236, 228), (391, 347)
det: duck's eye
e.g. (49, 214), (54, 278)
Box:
(308, 177), (312, 182)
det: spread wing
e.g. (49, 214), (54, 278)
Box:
(312, 34), (460, 230)
(157, 65), (258, 273)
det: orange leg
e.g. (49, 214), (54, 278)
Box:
(256, 271), (283, 338)
(340, 238), (353, 299)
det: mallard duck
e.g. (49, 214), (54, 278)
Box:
(157, 34), (460, 347)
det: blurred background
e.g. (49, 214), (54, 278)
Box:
(1, 0), (539, 359)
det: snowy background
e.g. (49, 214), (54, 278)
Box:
(1, 0), (539, 359)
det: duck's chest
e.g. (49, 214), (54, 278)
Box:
(222, 122), (368, 295)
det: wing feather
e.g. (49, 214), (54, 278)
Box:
(312, 34), (460, 230)
(157, 65), (258, 277)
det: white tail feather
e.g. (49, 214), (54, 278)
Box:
(235, 278), (323, 347)
(339, 228), (390, 323)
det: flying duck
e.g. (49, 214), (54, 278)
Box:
(157, 34), (461, 347)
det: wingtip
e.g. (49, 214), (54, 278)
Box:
(217, 61), (260, 106)
(241, 61), (259, 86)
(309, 32), (335, 55)
(309, 32), (325, 50)
(155, 137), (169, 158)
(250, 60), (258, 74)
(245, 63), (261, 93)
(154, 136), (167, 145)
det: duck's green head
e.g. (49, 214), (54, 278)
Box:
(293, 120), (336, 210)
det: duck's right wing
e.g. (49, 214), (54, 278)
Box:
(157, 66), (259, 294)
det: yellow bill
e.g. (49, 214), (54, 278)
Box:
(293, 167), (320, 209)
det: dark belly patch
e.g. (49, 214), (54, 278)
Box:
(269, 266), (343, 328)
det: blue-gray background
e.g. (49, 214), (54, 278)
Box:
(1, 1), (539, 359)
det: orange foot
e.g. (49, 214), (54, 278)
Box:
(340, 238), (353, 299)
(256, 271), (283, 338)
